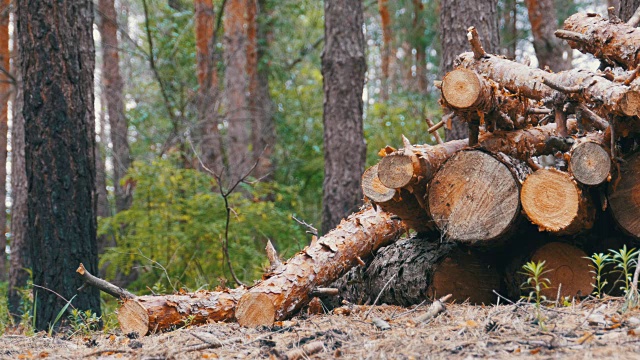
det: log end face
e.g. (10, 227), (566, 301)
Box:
(570, 142), (611, 186)
(118, 300), (150, 337)
(362, 164), (396, 203)
(378, 153), (415, 189)
(608, 152), (640, 238)
(620, 90), (640, 117)
(442, 68), (482, 109)
(236, 293), (276, 327)
(531, 242), (593, 299)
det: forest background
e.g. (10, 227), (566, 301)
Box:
(0, 0), (631, 329)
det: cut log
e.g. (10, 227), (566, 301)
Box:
(118, 287), (246, 336)
(377, 120), (576, 191)
(569, 131), (611, 186)
(506, 242), (594, 300)
(428, 150), (530, 245)
(558, 12), (640, 70)
(608, 151), (640, 238)
(361, 164), (432, 233)
(456, 51), (640, 117)
(333, 237), (500, 306)
(521, 169), (595, 235)
(235, 207), (405, 327)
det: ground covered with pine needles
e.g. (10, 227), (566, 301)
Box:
(2, 297), (640, 359)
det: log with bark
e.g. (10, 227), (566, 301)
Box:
(557, 12), (640, 70)
(608, 151), (640, 238)
(427, 150), (531, 245)
(234, 207), (405, 327)
(361, 164), (433, 233)
(569, 131), (612, 186)
(521, 169), (595, 235)
(333, 237), (501, 306)
(506, 242), (594, 300)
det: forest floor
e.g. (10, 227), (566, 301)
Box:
(2, 297), (640, 359)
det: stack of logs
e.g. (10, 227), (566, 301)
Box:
(108, 8), (640, 336)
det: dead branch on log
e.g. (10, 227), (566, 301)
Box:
(76, 263), (135, 300)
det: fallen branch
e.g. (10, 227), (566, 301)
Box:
(415, 294), (452, 323)
(76, 263), (135, 300)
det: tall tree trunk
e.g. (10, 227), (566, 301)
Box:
(8, 26), (28, 321)
(18, 0), (101, 331)
(524, 0), (572, 71)
(501, 0), (517, 58)
(440, 0), (499, 141)
(249, 0), (275, 180)
(412, 0), (427, 94)
(619, 0), (640, 21)
(224, 0), (251, 183)
(95, 88), (112, 254)
(0, 0), (8, 282)
(195, 0), (224, 174)
(99, 0), (131, 213)
(321, 0), (367, 234)
(378, 0), (392, 101)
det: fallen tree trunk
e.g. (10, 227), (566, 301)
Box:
(557, 12), (640, 70)
(608, 151), (640, 238)
(361, 164), (433, 233)
(333, 237), (500, 306)
(234, 207), (405, 327)
(569, 131), (611, 186)
(506, 241), (594, 300)
(377, 120), (577, 191)
(521, 169), (595, 235)
(427, 150), (531, 245)
(456, 51), (640, 117)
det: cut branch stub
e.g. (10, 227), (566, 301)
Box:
(521, 169), (595, 235)
(569, 132), (611, 186)
(428, 150), (527, 245)
(559, 12), (640, 70)
(442, 68), (489, 110)
(608, 151), (640, 238)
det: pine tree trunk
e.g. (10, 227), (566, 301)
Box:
(96, 91), (112, 254)
(195, 0), (224, 174)
(18, 0), (101, 330)
(378, 0), (392, 101)
(224, 0), (251, 183)
(99, 0), (131, 212)
(525, 0), (572, 71)
(8, 34), (28, 321)
(0, 0), (8, 282)
(619, 0), (640, 22)
(440, 0), (499, 141)
(412, 0), (427, 94)
(321, 0), (367, 234)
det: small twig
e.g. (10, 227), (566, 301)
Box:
(425, 118), (444, 144)
(576, 104), (609, 131)
(363, 273), (397, 320)
(467, 26), (486, 59)
(282, 340), (325, 360)
(526, 107), (552, 115)
(542, 75), (583, 94)
(76, 263), (135, 300)
(292, 215), (318, 237)
(554, 29), (590, 43)
(392, 300), (428, 320)
(83, 349), (133, 358)
(311, 287), (339, 297)
(415, 294), (452, 323)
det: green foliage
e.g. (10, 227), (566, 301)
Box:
(520, 260), (550, 326)
(99, 158), (307, 292)
(609, 245), (638, 294)
(586, 253), (612, 298)
(67, 308), (102, 337)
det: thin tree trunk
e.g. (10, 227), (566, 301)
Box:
(96, 88), (112, 254)
(195, 0), (224, 174)
(619, 0), (640, 21)
(378, 0), (392, 101)
(501, 0), (517, 58)
(8, 26), (28, 320)
(525, 0), (572, 71)
(412, 0), (427, 94)
(0, 0), (8, 282)
(321, 0), (367, 234)
(18, 0), (101, 330)
(440, 0), (499, 141)
(99, 0), (131, 212)
(224, 0), (251, 183)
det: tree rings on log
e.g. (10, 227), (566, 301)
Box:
(531, 242), (593, 299)
(442, 68), (487, 110)
(118, 300), (150, 336)
(377, 150), (421, 189)
(569, 137), (611, 186)
(362, 164), (395, 203)
(608, 152), (640, 238)
(521, 169), (595, 235)
(428, 150), (523, 244)
(235, 293), (276, 327)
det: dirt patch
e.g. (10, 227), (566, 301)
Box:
(2, 297), (640, 359)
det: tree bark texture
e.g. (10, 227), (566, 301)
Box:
(8, 36), (28, 320)
(428, 150), (530, 245)
(521, 169), (595, 235)
(608, 151), (640, 238)
(412, 0), (427, 94)
(558, 12), (640, 70)
(440, 0), (499, 141)
(235, 207), (404, 327)
(0, 0), (8, 282)
(525, 0), (572, 71)
(224, 0), (251, 183)
(568, 131), (611, 186)
(333, 238), (501, 306)
(456, 52), (640, 117)
(99, 0), (131, 212)
(196, 0), (224, 174)
(18, 0), (101, 330)
(619, 0), (640, 22)
(321, 0), (367, 235)
(378, 0), (392, 101)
